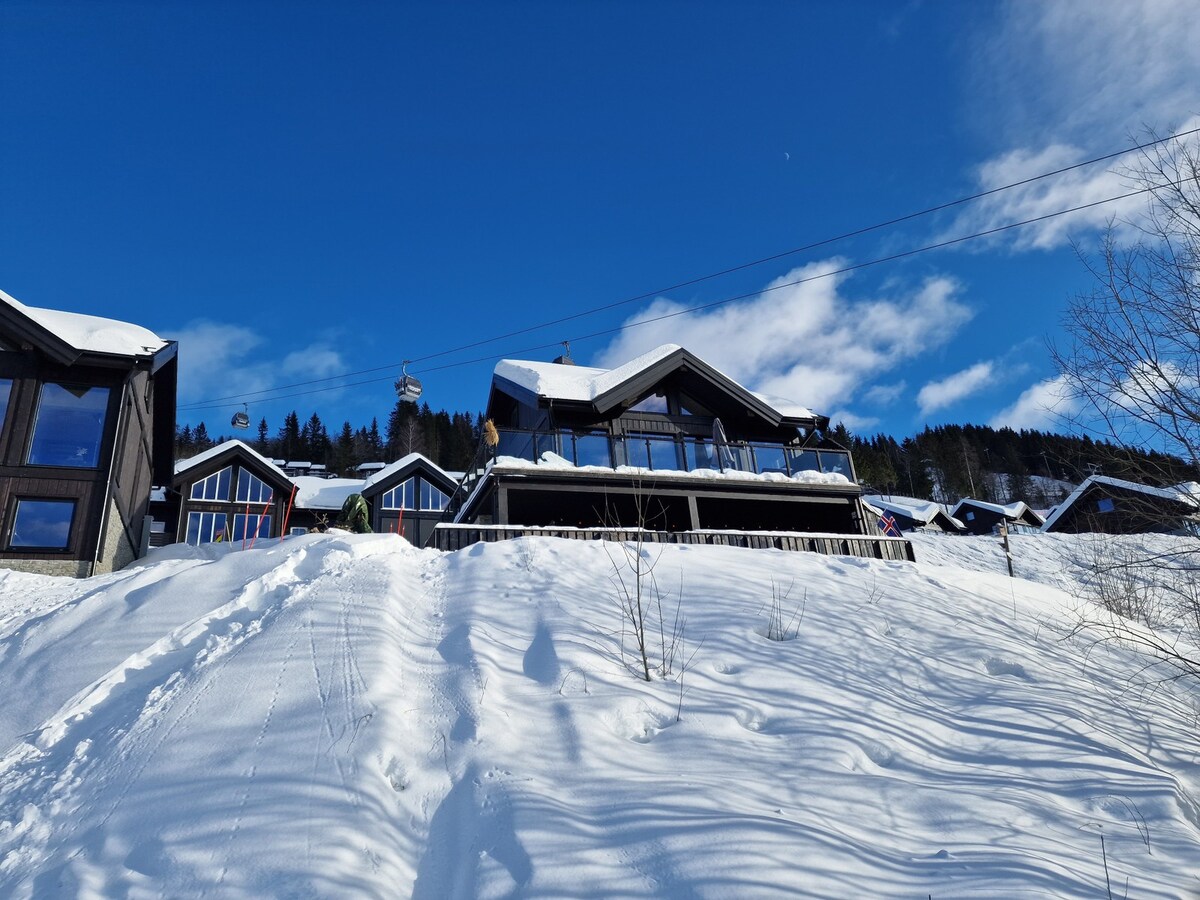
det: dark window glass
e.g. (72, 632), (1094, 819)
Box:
(232, 514), (272, 541)
(420, 481), (448, 511)
(382, 478), (415, 510)
(751, 444), (788, 474)
(1097, 497), (1115, 513)
(574, 433), (611, 467)
(496, 430), (536, 462)
(629, 391), (668, 413)
(645, 435), (680, 470)
(186, 512), (228, 545)
(0, 379), (12, 434)
(236, 470), (272, 503)
(10, 499), (75, 549)
(787, 449), (820, 473)
(191, 466), (232, 501)
(28, 384), (110, 468)
(624, 435), (652, 468)
(684, 437), (719, 471)
(818, 450), (852, 479)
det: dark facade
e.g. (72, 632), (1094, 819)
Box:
(950, 499), (1044, 535)
(171, 441), (295, 546)
(361, 453), (458, 547)
(455, 345), (869, 536)
(1041, 475), (1198, 535)
(0, 290), (177, 576)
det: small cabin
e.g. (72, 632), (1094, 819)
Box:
(1041, 475), (1199, 535)
(171, 440), (295, 545)
(0, 289), (177, 576)
(950, 498), (1045, 535)
(863, 495), (965, 534)
(360, 453), (458, 546)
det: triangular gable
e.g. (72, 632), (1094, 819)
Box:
(360, 452), (459, 499)
(1041, 474), (1198, 532)
(172, 440), (294, 495)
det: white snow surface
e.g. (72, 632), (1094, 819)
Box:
(362, 453), (457, 491)
(952, 497), (1040, 522)
(494, 453), (852, 486)
(0, 289), (168, 358)
(1, 531), (1199, 897)
(174, 439), (291, 484)
(290, 476), (365, 510)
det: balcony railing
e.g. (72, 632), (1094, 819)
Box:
(492, 428), (855, 481)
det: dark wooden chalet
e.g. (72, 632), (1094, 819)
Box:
(0, 289), (177, 576)
(1040, 475), (1199, 535)
(451, 344), (871, 537)
(950, 498), (1045, 535)
(361, 453), (458, 546)
(171, 440), (295, 546)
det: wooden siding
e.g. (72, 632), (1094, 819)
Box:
(432, 524), (915, 561)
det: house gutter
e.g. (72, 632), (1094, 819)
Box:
(92, 376), (130, 576)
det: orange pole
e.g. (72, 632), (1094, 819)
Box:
(280, 484), (298, 539)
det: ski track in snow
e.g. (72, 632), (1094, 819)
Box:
(1, 531), (1199, 897)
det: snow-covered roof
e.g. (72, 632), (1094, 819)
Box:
(491, 453), (852, 487)
(291, 477), (364, 510)
(951, 498), (1042, 524)
(1040, 474), (1200, 532)
(0, 288), (168, 359)
(174, 440), (291, 484)
(362, 453), (458, 491)
(863, 495), (948, 525)
(493, 343), (817, 421)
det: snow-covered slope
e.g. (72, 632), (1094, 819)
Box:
(1, 532), (1198, 897)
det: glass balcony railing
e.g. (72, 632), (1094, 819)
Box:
(489, 428), (856, 482)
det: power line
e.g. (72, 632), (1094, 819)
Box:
(178, 125), (1200, 411)
(178, 180), (1168, 413)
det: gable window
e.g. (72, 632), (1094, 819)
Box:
(629, 391), (668, 414)
(382, 478), (415, 510)
(10, 499), (75, 549)
(236, 469), (273, 504)
(421, 481), (449, 511)
(185, 511), (228, 545)
(191, 466), (232, 501)
(965, 511), (976, 521)
(27, 383), (110, 468)
(232, 514), (272, 542)
(1096, 497), (1115, 514)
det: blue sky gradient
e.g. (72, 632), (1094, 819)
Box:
(1, 1), (1197, 440)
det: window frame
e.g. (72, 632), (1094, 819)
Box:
(190, 466), (233, 501)
(26, 382), (112, 469)
(8, 497), (77, 551)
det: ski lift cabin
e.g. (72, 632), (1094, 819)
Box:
(396, 362), (422, 404)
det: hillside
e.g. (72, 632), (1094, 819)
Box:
(1, 532), (1199, 897)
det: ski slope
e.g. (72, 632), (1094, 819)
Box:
(1, 530), (1198, 897)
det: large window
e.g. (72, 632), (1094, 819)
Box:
(27, 383), (110, 468)
(10, 499), (75, 549)
(186, 512), (228, 545)
(191, 466), (232, 501)
(421, 481), (449, 511)
(236, 469), (273, 504)
(382, 478), (415, 510)
(232, 514), (272, 542)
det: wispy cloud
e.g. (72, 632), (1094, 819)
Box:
(955, 0), (1200, 249)
(917, 362), (994, 415)
(990, 374), (1080, 430)
(593, 261), (973, 417)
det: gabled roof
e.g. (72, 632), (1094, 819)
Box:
(491, 344), (822, 428)
(291, 476), (365, 511)
(1040, 474), (1199, 532)
(360, 452), (459, 496)
(951, 497), (1045, 526)
(173, 440), (293, 489)
(864, 495), (965, 532)
(0, 288), (173, 367)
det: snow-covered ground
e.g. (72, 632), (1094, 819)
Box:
(1, 530), (1199, 897)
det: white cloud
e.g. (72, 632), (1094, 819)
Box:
(863, 381), (907, 407)
(170, 319), (348, 417)
(990, 374), (1080, 430)
(917, 362), (995, 415)
(956, 1), (1200, 249)
(593, 261), (973, 416)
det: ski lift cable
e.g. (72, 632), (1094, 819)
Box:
(176, 126), (1200, 412)
(177, 178), (1178, 414)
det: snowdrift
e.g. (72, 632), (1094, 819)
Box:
(1, 530), (1198, 897)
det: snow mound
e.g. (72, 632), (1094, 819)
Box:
(1, 531), (1199, 896)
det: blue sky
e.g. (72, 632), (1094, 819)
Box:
(1, 1), (1197, 441)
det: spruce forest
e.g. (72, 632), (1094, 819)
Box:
(176, 404), (1190, 507)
